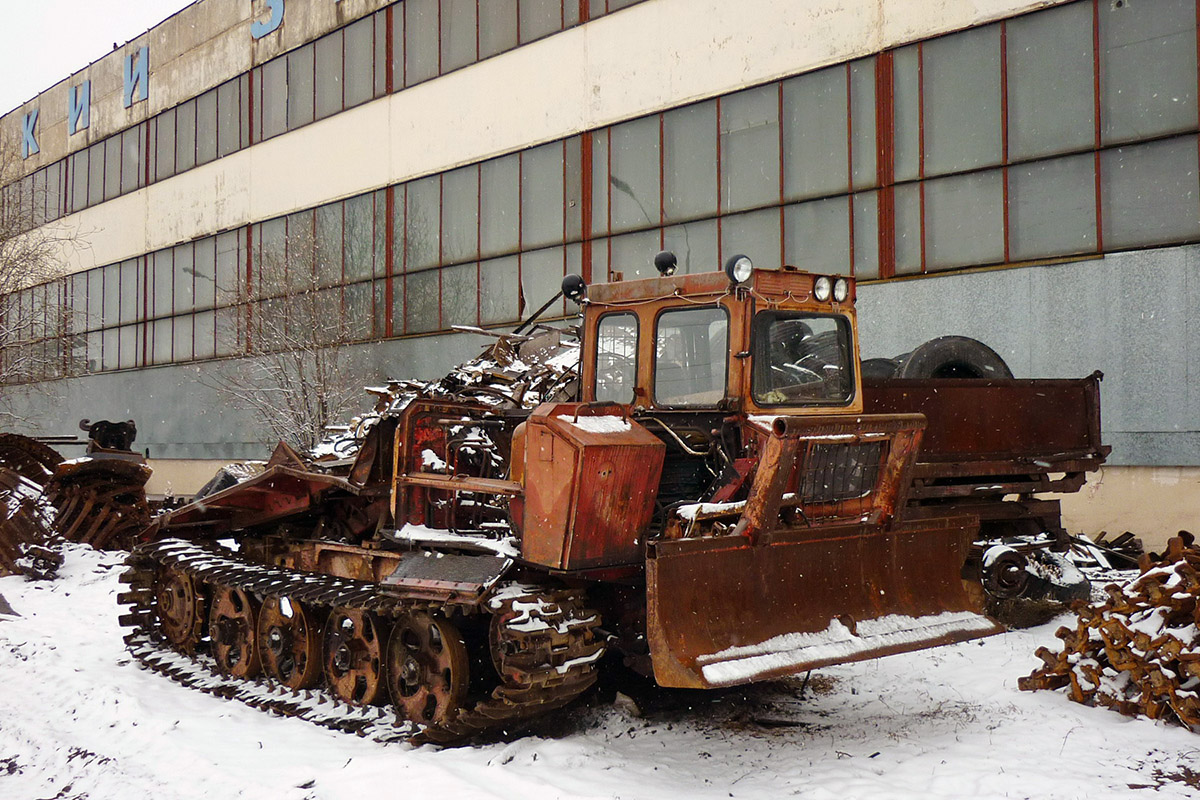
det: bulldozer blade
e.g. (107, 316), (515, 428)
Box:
(646, 514), (1002, 689)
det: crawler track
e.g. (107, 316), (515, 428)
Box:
(118, 538), (604, 745)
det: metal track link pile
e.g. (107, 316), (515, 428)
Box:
(1019, 531), (1200, 731)
(118, 538), (604, 745)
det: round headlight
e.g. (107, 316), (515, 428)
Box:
(833, 277), (850, 303)
(561, 273), (587, 303)
(813, 276), (832, 302)
(724, 254), (754, 285)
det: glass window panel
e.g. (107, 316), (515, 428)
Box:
(1009, 154), (1097, 261)
(1101, 136), (1200, 249)
(31, 168), (46, 227)
(390, 4), (406, 91)
(406, 176), (441, 271)
(522, 141), (565, 249)
(193, 311), (215, 360)
(404, 269), (440, 332)
(392, 186), (407, 272)
(286, 211), (315, 291)
(661, 218), (718, 275)
(151, 318), (173, 365)
(152, 250), (173, 316)
(590, 130), (609, 235)
(374, 189), (388, 277)
(1100, 0), (1197, 145)
(721, 84), (781, 213)
(315, 203), (344, 287)
(176, 98), (197, 172)
(784, 197), (851, 274)
(103, 139), (120, 202)
(442, 0), (478, 72)
(256, 217), (288, 296)
(120, 126), (142, 193)
(894, 183), (922, 274)
(852, 191), (879, 280)
(893, 45), (920, 183)
(609, 116), (660, 232)
(118, 324), (141, 369)
(69, 150), (88, 212)
(82, 331), (100, 372)
(654, 307), (728, 407)
(595, 313), (638, 403)
(196, 89), (217, 166)
(374, 11), (388, 98)
(519, 0), (560, 44)
(344, 18), (374, 109)
(663, 100), (717, 223)
(344, 281), (373, 341)
(924, 169), (1004, 270)
(520, 247), (564, 319)
(479, 255), (519, 324)
(344, 194), (374, 282)
(442, 165), (479, 264)
(260, 58), (288, 140)
(217, 78), (241, 158)
(480, 155), (519, 257)
(608, 229), (661, 280)
(441, 263), (478, 327)
(316, 30), (344, 120)
(721, 207), (781, 270)
(405, 0), (440, 86)
(101, 328), (119, 371)
(288, 44), (315, 129)
(173, 242), (196, 314)
(193, 238), (216, 309)
(564, 137), (584, 241)
(374, 279), (387, 337)
(173, 314), (193, 362)
(215, 230), (243, 306)
(101, 265), (120, 327)
(923, 25), (1002, 176)
(783, 67), (849, 201)
(88, 143), (106, 206)
(155, 107), (177, 180)
(850, 58), (876, 189)
(45, 161), (62, 222)
(215, 307), (241, 356)
(119, 259), (141, 325)
(607, 0), (641, 10)
(1007, 3), (1095, 161)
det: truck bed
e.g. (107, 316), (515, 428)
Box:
(862, 372), (1109, 507)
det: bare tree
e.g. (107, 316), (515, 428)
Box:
(0, 134), (85, 425)
(203, 225), (365, 454)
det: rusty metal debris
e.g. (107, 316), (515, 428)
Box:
(1019, 531), (1200, 731)
(0, 468), (60, 579)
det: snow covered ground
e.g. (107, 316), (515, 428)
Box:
(1, 546), (1198, 800)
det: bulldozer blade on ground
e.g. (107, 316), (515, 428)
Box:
(646, 514), (1002, 688)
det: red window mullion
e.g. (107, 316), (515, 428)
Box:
(875, 52), (896, 279)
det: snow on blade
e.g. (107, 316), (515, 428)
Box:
(698, 611), (999, 686)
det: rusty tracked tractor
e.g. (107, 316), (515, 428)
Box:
(119, 256), (1107, 742)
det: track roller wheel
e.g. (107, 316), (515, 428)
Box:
(257, 596), (323, 690)
(386, 611), (469, 727)
(153, 566), (204, 653)
(323, 607), (385, 705)
(209, 585), (261, 678)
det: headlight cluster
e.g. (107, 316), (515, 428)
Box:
(814, 276), (850, 303)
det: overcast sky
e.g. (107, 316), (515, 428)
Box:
(1, 0), (196, 114)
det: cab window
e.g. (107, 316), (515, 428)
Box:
(654, 307), (728, 407)
(594, 313), (638, 403)
(752, 312), (854, 405)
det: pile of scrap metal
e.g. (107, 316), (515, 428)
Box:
(313, 326), (580, 464)
(1020, 531), (1200, 731)
(0, 421), (152, 579)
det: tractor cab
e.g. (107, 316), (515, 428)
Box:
(572, 256), (863, 417)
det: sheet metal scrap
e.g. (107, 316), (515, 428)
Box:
(0, 468), (61, 579)
(1020, 531), (1200, 731)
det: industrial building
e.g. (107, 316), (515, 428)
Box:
(0, 0), (1197, 538)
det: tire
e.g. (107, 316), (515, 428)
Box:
(860, 358), (898, 379)
(895, 336), (1013, 380)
